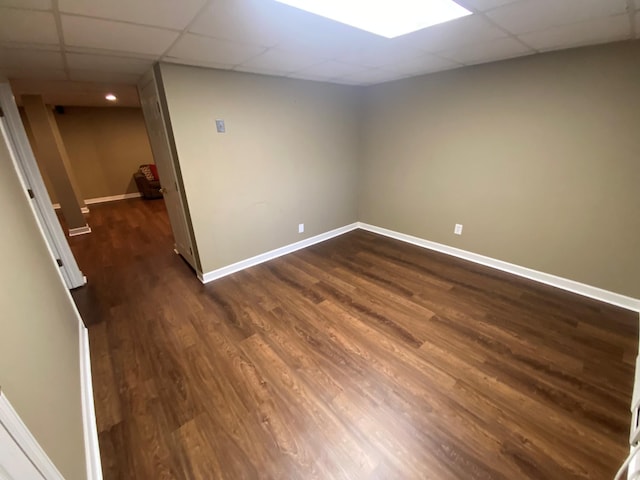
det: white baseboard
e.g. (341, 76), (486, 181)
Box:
(79, 322), (103, 480)
(199, 223), (359, 284)
(0, 391), (65, 479)
(69, 224), (92, 237)
(53, 192), (142, 210)
(357, 222), (640, 312)
(53, 205), (90, 213)
(85, 192), (142, 205)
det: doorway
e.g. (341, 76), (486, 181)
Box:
(138, 70), (198, 271)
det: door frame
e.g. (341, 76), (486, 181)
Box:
(138, 67), (200, 273)
(0, 390), (64, 479)
(0, 83), (85, 290)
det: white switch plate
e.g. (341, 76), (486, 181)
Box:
(298, 223), (304, 233)
(454, 224), (463, 235)
(215, 119), (225, 133)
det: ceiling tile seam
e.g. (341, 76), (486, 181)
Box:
(474, 9), (539, 53)
(157, 0), (216, 63)
(58, 11), (183, 33)
(419, 52), (465, 68)
(232, 52), (332, 75)
(227, 48), (273, 70)
(452, 3), (538, 53)
(512, 11), (635, 43)
(233, 52), (331, 75)
(500, 11), (634, 39)
(51, 0), (71, 81)
(0, 5), (52, 13)
(627, 0), (637, 37)
(0, 42), (61, 52)
(173, 30), (274, 50)
(310, 61), (380, 77)
(323, 67), (393, 82)
(64, 46), (158, 60)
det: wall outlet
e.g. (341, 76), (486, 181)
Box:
(454, 224), (463, 235)
(298, 223), (304, 233)
(215, 119), (225, 133)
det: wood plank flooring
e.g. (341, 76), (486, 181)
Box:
(70, 199), (638, 479)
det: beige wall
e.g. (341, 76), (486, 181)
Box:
(22, 106), (154, 202)
(0, 130), (87, 478)
(360, 41), (640, 298)
(159, 64), (361, 273)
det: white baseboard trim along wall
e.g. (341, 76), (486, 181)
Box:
(199, 221), (640, 312)
(199, 223), (359, 284)
(69, 224), (92, 237)
(79, 321), (103, 480)
(357, 222), (640, 313)
(53, 192), (142, 210)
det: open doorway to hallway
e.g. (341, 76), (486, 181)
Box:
(8, 78), (190, 288)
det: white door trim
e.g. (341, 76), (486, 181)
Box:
(0, 391), (64, 480)
(0, 83), (85, 289)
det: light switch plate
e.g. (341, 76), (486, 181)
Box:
(215, 119), (225, 133)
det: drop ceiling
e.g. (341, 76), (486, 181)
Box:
(0, 0), (637, 92)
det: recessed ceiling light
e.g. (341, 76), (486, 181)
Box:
(105, 93), (117, 102)
(274, 0), (472, 38)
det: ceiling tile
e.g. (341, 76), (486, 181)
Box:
(189, 0), (290, 47)
(166, 34), (266, 66)
(294, 60), (371, 80)
(334, 40), (429, 68)
(455, 0), (521, 12)
(68, 70), (142, 84)
(58, 0), (206, 30)
(440, 36), (532, 65)
(0, 0), (51, 9)
(66, 53), (153, 74)
(190, 0), (381, 59)
(0, 8), (58, 44)
(386, 53), (461, 76)
(0, 48), (63, 70)
(64, 46), (156, 60)
(62, 15), (179, 56)
(392, 14), (508, 53)
(519, 14), (631, 51)
(233, 64), (281, 77)
(238, 48), (327, 74)
(487, 0), (628, 35)
(283, 72), (327, 83)
(337, 68), (407, 85)
(163, 57), (232, 71)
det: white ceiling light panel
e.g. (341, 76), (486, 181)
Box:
(273, 0), (472, 38)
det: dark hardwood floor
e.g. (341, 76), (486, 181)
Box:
(69, 199), (638, 479)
